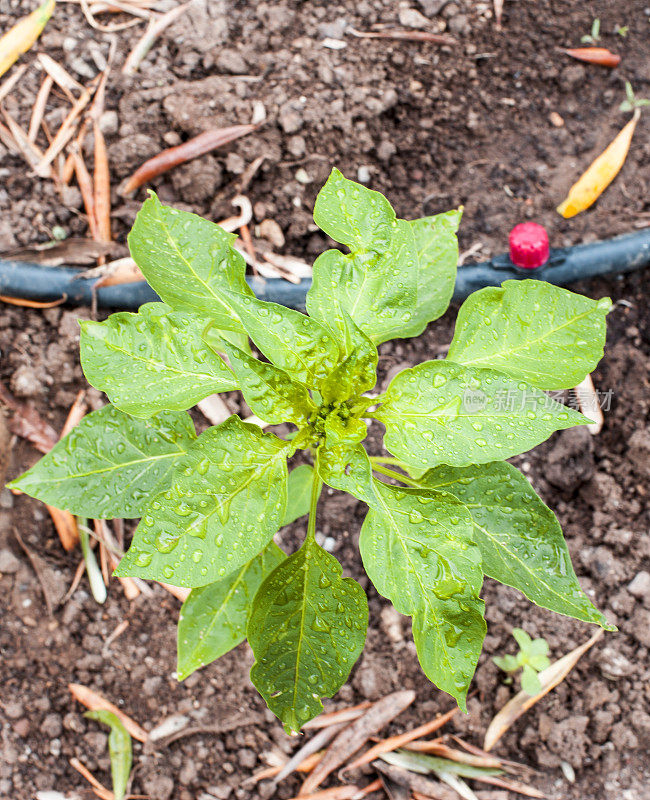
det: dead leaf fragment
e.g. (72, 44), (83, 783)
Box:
(303, 701), (372, 731)
(299, 690), (415, 794)
(0, 381), (58, 453)
(344, 706), (458, 773)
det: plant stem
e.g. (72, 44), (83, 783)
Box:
(78, 518), (107, 604)
(369, 455), (408, 467)
(306, 470), (324, 541)
(371, 462), (420, 488)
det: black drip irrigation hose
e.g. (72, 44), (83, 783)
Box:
(0, 228), (649, 312)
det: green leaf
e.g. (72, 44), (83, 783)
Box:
(221, 341), (316, 425)
(447, 281), (611, 390)
(320, 315), (378, 404)
(223, 291), (340, 388)
(493, 654), (519, 673)
(380, 749), (503, 780)
(313, 167), (396, 252)
(304, 250), (349, 345)
(201, 319), (251, 354)
(248, 536), (368, 732)
(8, 406), (196, 519)
(375, 360), (588, 469)
(511, 627), (532, 651)
(359, 479), (485, 708)
(521, 664), (542, 696)
(316, 443), (377, 506)
(177, 542), (285, 680)
(84, 710), (132, 800)
(526, 637), (550, 658)
(283, 464), (314, 525)
(407, 208), (462, 330)
(80, 303), (237, 418)
(306, 220), (419, 346)
(528, 653), (551, 671)
(323, 414), (368, 449)
(309, 172), (461, 346)
(115, 417), (288, 587)
(128, 193), (252, 331)
(420, 461), (612, 627)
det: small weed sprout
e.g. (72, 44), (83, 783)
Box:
(619, 81), (650, 114)
(493, 628), (551, 695)
(581, 17), (601, 44)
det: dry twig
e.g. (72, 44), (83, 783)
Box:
(373, 761), (447, 798)
(303, 701), (373, 731)
(122, 1), (194, 75)
(46, 504), (79, 551)
(494, 0), (504, 29)
(574, 373), (604, 434)
(80, 257), (143, 287)
(289, 788), (360, 800)
(343, 706), (458, 773)
(103, 619), (129, 654)
(70, 757), (114, 800)
(60, 390), (88, 437)
(0, 64), (27, 104)
(218, 194), (253, 232)
(38, 53), (84, 101)
(0, 294), (66, 308)
(1, 106), (49, 172)
(158, 581), (190, 601)
(245, 751), (323, 785)
(275, 722), (348, 783)
(2, 238), (113, 266)
(69, 683), (149, 742)
(93, 119), (112, 242)
(13, 528), (55, 614)
(347, 27), (457, 45)
(404, 740), (501, 769)
(62, 558), (86, 603)
(300, 690), (415, 794)
(28, 75), (53, 142)
(78, 0), (149, 32)
(35, 76), (99, 177)
(73, 147), (100, 240)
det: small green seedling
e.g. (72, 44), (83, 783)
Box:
(9, 168), (614, 733)
(493, 628), (551, 695)
(84, 710), (132, 800)
(614, 24), (629, 37)
(581, 17), (601, 44)
(619, 81), (650, 113)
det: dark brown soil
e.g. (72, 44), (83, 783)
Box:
(1, 1), (649, 799)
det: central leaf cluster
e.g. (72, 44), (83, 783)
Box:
(9, 168), (614, 734)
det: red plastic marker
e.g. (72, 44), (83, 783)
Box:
(509, 222), (550, 269)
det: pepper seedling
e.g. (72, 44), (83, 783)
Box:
(9, 168), (614, 732)
(493, 628), (551, 695)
